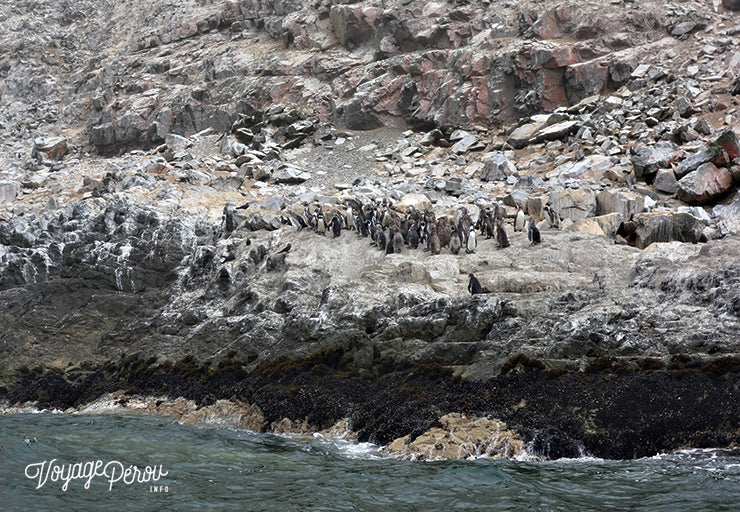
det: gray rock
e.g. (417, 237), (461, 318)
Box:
(631, 141), (684, 180)
(450, 134), (478, 154)
(261, 196), (285, 213)
(210, 175), (244, 191)
(629, 211), (706, 248)
(535, 120), (579, 142)
(676, 145), (724, 179)
(33, 136), (68, 161)
(0, 181), (20, 205)
(714, 192), (740, 236)
(596, 190), (645, 217)
(548, 189), (597, 222)
(480, 153), (517, 182)
(653, 169), (678, 195)
(507, 123), (540, 149)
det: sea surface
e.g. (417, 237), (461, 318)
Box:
(1, 412), (738, 511)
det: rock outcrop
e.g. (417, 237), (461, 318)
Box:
(0, 0), (739, 460)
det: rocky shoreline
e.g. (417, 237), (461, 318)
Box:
(1, 0), (740, 460)
(2, 349), (738, 460)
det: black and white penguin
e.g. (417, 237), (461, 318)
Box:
(329, 216), (342, 238)
(527, 217), (541, 245)
(303, 204), (315, 230)
(543, 203), (561, 229)
(468, 273), (484, 295)
(466, 225), (477, 254)
(392, 229), (404, 254)
(407, 223), (420, 249)
(315, 213), (326, 235)
(375, 226), (387, 252)
(514, 206), (525, 232)
(346, 206), (355, 231)
(496, 218), (510, 249)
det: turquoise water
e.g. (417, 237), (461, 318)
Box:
(1, 413), (738, 511)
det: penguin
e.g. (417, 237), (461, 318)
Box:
(527, 217), (541, 245)
(375, 226), (387, 251)
(438, 221), (452, 248)
(277, 243), (291, 254)
(514, 206), (525, 232)
(458, 208), (471, 246)
(492, 202), (503, 224)
(385, 237), (395, 254)
(329, 216), (342, 238)
(496, 218), (510, 249)
(429, 226), (441, 255)
(466, 225), (477, 254)
(468, 273), (484, 295)
(543, 203), (561, 229)
(346, 206), (355, 231)
(419, 221), (429, 250)
(449, 231), (462, 255)
(392, 229), (404, 254)
(303, 204), (315, 229)
(315, 213), (326, 235)
(407, 223), (420, 249)
(482, 209), (496, 239)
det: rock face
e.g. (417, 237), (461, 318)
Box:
(0, 0), (739, 461)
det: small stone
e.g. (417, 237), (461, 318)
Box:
(0, 181), (20, 205)
(450, 134), (478, 154)
(631, 64), (650, 78)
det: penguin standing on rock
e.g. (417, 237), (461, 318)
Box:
(527, 217), (541, 245)
(315, 213), (326, 235)
(514, 205), (525, 232)
(466, 225), (477, 254)
(468, 273), (484, 295)
(543, 203), (561, 229)
(449, 227), (462, 254)
(329, 216), (342, 238)
(495, 217), (510, 249)
(407, 223), (420, 249)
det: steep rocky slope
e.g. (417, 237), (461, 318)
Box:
(1, 0), (739, 459)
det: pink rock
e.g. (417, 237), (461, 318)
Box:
(713, 130), (740, 160)
(677, 163), (734, 205)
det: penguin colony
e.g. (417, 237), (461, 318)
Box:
(281, 198), (556, 255)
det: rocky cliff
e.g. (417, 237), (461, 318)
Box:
(0, 0), (739, 459)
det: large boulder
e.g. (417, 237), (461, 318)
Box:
(480, 153), (517, 182)
(677, 163), (734, 205)
(628, 211), (707, 248)
(548, 188), (597, 221)
(32, 136), (68, 161)
(715, 192), (740, 236)
(675, 145), (725, 179)
(596, 190), (645, 217)
(631, 142), (684, 181)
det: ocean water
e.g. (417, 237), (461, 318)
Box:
(1, 413), (738, 512)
